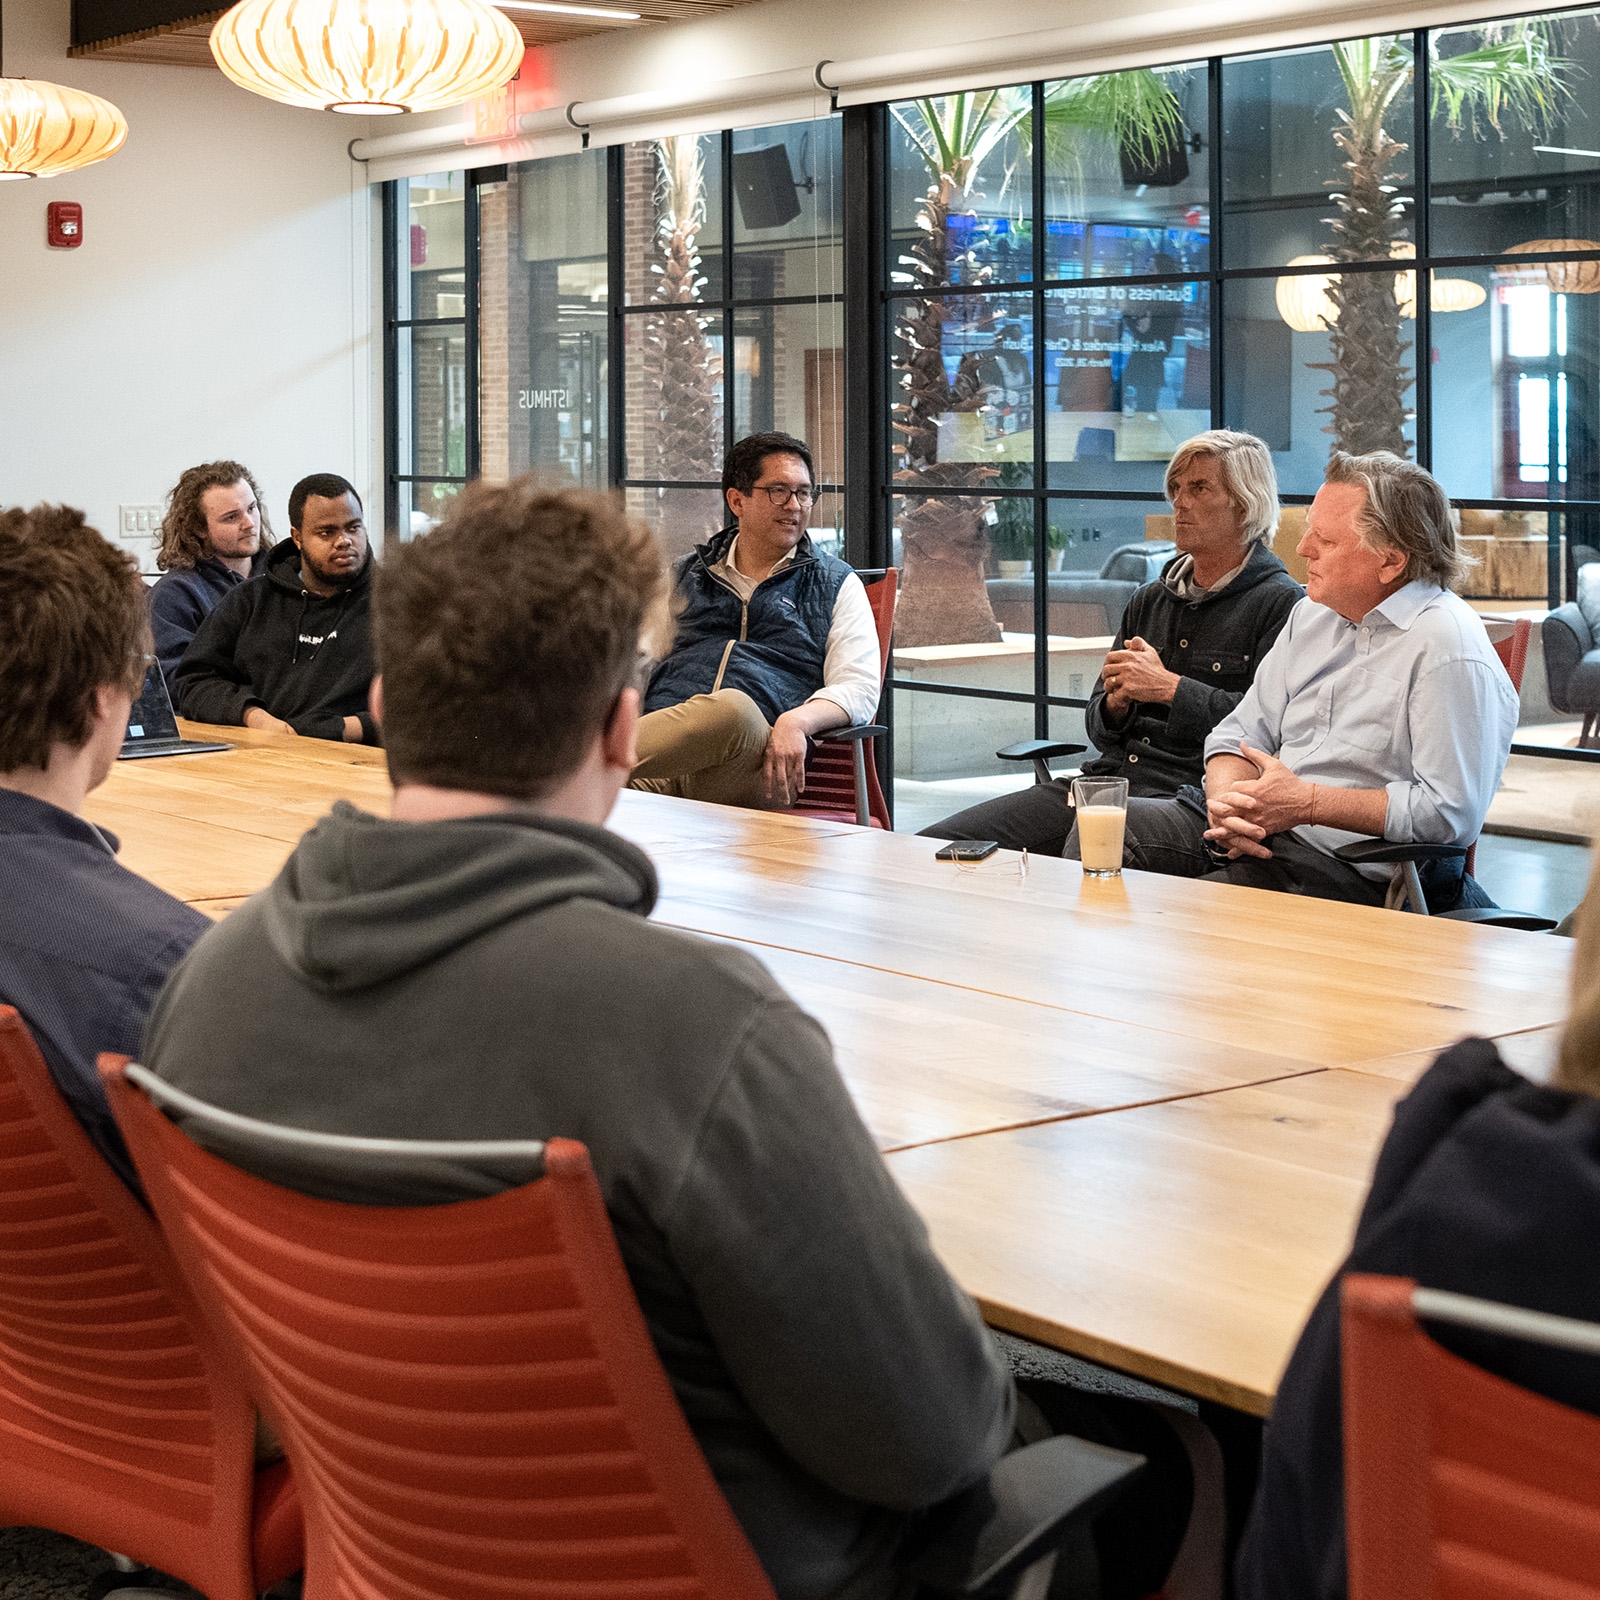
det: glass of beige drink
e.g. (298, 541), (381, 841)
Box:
(1072, 777), (1129, 877)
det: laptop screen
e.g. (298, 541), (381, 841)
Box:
(123, 660), (181, 746)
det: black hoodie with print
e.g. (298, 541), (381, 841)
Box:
(173, 538), (379, 743)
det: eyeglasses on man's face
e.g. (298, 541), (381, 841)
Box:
(750, 484), (816, 509)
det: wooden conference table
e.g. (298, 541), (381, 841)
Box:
(87, 722), (1575, 1416)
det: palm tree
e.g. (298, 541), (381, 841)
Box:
(890, 75), (1185, 646)
(644, 136), (722, 490)
(1312, 25), (1565, 457)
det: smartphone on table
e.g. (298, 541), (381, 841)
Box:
(934, 841), (999, 862)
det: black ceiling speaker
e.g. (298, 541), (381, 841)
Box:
(732, 144), (804, 230)
(1120, 126), (1191, 189)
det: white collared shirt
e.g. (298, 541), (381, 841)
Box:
(1204, 581), (1519, 864)
(709, 537), (883, 726)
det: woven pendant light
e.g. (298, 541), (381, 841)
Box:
(0, 0), (128, 180)
(1275, 255), (1338, 332)
(209, 0), (524, 115)
(1504, 239), (1600, 295)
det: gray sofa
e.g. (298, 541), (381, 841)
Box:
(1542, 560), (1600, 745)
(985, 542), (1176, 638)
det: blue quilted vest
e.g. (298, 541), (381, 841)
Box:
(644, 526), (853, 726)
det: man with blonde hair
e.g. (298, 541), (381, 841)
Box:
(147, 460), (274, 682)
(923, 428), (1301, 856)
(1131, 450), (1517, 906)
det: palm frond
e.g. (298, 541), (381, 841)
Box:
(1430, 22), (1569, 136)
(1039, 69), (1183, 169)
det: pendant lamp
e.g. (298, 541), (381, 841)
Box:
(1504, 239), (1600, 295)
(209, 0), (524, 115)
(0, 3), (128, 179)
(1279, 246), (1487, 331)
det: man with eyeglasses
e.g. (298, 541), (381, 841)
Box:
(631, 432), (881, 809)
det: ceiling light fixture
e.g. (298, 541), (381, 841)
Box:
(495, 2), (641, 16)
(0, 1), (128, 179)
(209, 0), (524, 116)
(1534, 145), (1600, 159)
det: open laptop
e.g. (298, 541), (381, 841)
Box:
(119, 660), (233, 760)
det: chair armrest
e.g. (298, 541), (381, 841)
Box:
(996, 741), (1088, 764)
(815, 724), (887, 743)
(900, 1435), (1145, 1598)
(1333, 839), (1467, 866)
(1439, 908), (1559, 932)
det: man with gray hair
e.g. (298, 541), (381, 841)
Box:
(1129, 450), (1517, 907)
(922, 428), (1301, 856)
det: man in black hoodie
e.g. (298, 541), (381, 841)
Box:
(142, 479), (1016, 1600)
(174, 473), (378, 744)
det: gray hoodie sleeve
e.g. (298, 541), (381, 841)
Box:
(665, 994), (1015, 1510)
(173, 591), (265, 727)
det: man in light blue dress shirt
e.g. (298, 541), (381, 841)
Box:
(1102, 451), (1518, 908)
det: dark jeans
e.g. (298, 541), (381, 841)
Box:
(921, 788), (1493, 910)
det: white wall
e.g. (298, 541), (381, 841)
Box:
(0, 0), (381, 565)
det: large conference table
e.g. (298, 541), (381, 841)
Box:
(87, 722), (1575, 1416)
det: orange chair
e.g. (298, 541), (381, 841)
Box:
(785, 568), (896, 829)
(1343, 1272), (1600, 1599)
(104, 1059), (1146, 1600)
(0, 1009), (300, 1600)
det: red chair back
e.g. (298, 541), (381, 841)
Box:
(0, 1012), (297, 1598)
(1463, 618), (1532, 878)
(1492, 617), (1532, 694)
(1343, 1273), (1600, 1599)
(788, 569), (897, 830)
(103, 1064), (779, 1600)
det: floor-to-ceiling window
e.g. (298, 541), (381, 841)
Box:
(386, 171), (473, 539)
(617, 118), (845, 562)
(385, 4), (1600, 836)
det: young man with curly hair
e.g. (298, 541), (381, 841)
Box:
(0, 504), (209, 1189)
(147, 460), (275, 682)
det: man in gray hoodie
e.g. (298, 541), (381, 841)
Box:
(141, 478), (1015, 1600)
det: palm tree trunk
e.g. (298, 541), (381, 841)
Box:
(1311, 105), (1414, 457)
(893, 175), (1003, 647)
(647, 137), (722, 487)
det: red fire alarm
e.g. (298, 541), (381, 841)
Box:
(47, 201), (83, 249)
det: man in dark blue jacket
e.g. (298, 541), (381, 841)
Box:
(147, 459), (274, 682)
(631, 433), (881, 808)
(0, 504), (208, 1192)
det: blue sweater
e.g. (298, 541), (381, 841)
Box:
(148, 550), (270, 683)
(0, 788), (208, 1191)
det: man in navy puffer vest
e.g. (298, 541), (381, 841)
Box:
(632, 433), (881, 809)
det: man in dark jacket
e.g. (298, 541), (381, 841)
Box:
(147, 460), (274, 682)
(0, 505), (208, 1192)
(1236, 863), (1600, 1600)
(143, 478), (1014, 1600)
(174, 473), (378, 744)
(922, 430), (1302, 856)
(630, 431), (881, 809)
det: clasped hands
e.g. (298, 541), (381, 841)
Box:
(1101, 637), (1180, 716)
(1204, 743), (1315, 861)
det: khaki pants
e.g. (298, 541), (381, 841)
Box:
(630, 689), (775, 808)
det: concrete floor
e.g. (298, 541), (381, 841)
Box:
(895, 772), (1594, 926)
